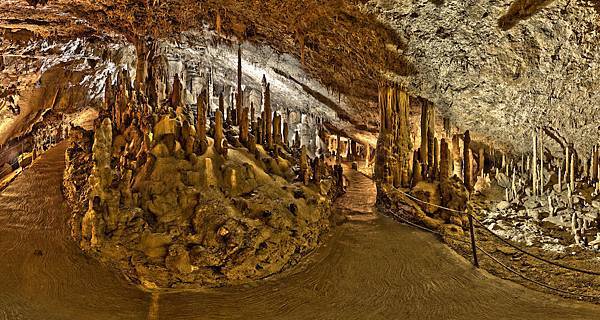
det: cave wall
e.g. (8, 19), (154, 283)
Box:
(368, 0), (600, 157)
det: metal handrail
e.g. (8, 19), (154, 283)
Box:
(394, 188), (600, 276)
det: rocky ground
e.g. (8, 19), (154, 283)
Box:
(446, 174), (600, 302)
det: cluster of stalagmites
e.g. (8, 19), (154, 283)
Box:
(63, 65), (344, 289)
(373, 84), (600, 251)
(487, 129), (600, 250)
(375, 84), (472, 237)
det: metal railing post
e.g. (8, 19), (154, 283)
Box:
(468, 213), (479, 268)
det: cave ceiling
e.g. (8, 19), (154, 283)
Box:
(1, 0), (600, 156)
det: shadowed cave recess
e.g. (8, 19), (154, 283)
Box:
(2, 0), (600, 318)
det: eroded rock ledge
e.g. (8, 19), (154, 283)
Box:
(63, 65), (344, 289)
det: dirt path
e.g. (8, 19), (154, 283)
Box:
(1, 146), (600, 319)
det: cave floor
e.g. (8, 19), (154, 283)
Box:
(1, 144), (600, 319)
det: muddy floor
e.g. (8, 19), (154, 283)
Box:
(1, 143), (600, 319)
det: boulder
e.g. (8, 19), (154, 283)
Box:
(496, 201), (511, 210)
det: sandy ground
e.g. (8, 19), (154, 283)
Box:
(1, 143), (600, 319)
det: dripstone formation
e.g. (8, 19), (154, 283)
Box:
(63, 49), (344, 289)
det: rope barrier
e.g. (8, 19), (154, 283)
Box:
(386, 207), (600, 300)
(393, 188), (600, 276)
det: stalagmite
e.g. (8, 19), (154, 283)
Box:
(337, 135), (342, 163)
(236, 45), (243, 126)
(511, 170), (517, 200)
(539, 129), (544, 194)
(214, 110), (227, 157)
(257, 116), (263, 145)
(250, 102), (255, 124)
(283, 122), (289, 147)
(433, 138), (439, 179)
(452, 134), (462, 178)
(478, 148), (484, 178)
(169, 74), (184, 109)
(440, 138), (450, 179)
(264, 82), (273, 150)
(273, 113), (282, 146)
(219, 92), (225, 119)
(240, 107), (249, 145)
(558, 166), (562, 192)
(463, 130), (472, 192)
(570, 154), (576, 192)
(300, 145), (310, 185)
(532, 132), (538, 196)
(248, 133), (257, 154)
(592, 145), (598, 183)
(196, 91), (208, 154)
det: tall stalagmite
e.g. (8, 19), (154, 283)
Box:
(196, 90), (208, 154)
(236, 44), (243, 126)
(263, 82), (273, 150)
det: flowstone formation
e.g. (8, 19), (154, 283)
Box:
(63, 62), (343, 289)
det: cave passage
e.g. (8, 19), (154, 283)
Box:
(0, 143), (599, 319)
